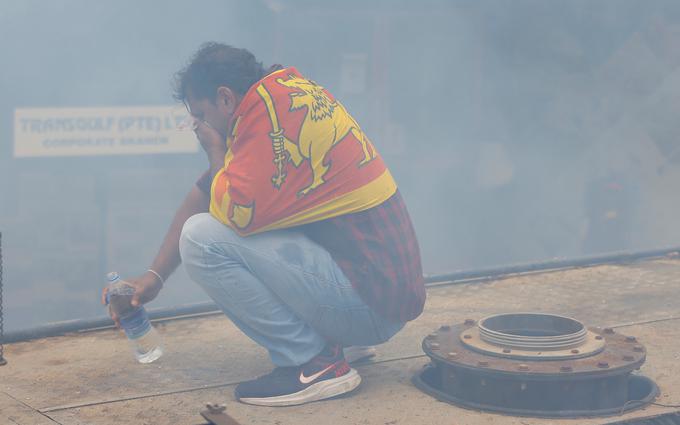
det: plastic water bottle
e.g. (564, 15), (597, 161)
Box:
(105, 272), (163, 363)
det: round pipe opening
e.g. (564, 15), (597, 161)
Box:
(478, 313), (587, 350)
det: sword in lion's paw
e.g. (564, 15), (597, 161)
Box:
(256, 85), (288, 189)
(269, 129), (287, 188)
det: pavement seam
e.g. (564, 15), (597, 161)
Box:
(2, 391), (64, 424)
(611, 316), (680, 329)
(38, 354), (429, 413)
(36, 315), (680, 413)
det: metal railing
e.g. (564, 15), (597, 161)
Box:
(1, 232), (7, 365)
(2, 244), (680, 345)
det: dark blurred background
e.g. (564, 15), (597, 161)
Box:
(3, 0), (680, 331)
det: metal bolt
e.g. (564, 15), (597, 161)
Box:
(604, 328), (615, 334)
(518, 364), (530, 371)
(463, 334), (472, 340)
(597, 361), (609, 369)
(478, 361), (489, 367)
(439, 325), (451, 331)
(626, 336), (637, 343)
(560, 366), (573, 373)
(447, 352), (458, 359)
(571, 349), (580, 354)
(595, 335), (604, 340)
(464, 319), (476, 326)
(520, 383), (527, 391)
(633, 345), (644, 352)
(502, 348), (512, 354)
(430, 342), (440, 350)
(623, 355), (635, 361)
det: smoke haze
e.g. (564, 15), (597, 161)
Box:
(2, 0), (680, 331)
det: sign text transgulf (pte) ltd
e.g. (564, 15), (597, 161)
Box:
(14, 106), (199, 157)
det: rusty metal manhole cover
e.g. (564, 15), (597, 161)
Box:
(413, 313), (658, 418)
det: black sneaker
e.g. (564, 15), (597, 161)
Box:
(235, 345), (361, 406)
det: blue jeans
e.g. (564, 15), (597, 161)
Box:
(179, 213), (405, 367)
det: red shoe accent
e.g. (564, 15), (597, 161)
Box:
(335, 360), (351, 377)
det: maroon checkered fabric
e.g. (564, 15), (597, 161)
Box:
(300, 190), (426, 322)
(197, 172), (425, 322)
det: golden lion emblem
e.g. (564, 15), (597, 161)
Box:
(258, 75), (376, 196)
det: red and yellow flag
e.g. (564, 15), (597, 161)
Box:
(209, 67), (397, 235)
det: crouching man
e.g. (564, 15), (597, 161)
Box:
(107, 42), (426, 406)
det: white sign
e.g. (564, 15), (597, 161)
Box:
(14, 106), (199, 157)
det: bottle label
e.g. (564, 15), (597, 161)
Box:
(120, 307), (152, 339)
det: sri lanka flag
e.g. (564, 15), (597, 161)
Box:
(209, 67), (397, 235)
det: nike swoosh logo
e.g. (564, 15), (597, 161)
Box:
(299, 364), (335, 384)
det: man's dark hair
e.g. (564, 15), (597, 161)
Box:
(174, 42), (265, 102)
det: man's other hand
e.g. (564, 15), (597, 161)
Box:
(129, 271), (164, 307)
(101, 272), (163, 327)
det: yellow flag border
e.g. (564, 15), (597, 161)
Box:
(210, 167), (397, 236)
